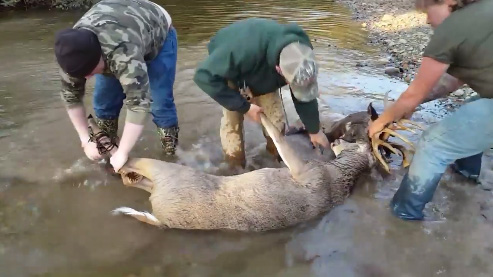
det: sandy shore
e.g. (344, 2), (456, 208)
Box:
(336, 0), (476, 99)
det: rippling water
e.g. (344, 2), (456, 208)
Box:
(1, 0), (493, 276)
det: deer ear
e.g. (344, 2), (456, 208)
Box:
(367, 103), (379, 121)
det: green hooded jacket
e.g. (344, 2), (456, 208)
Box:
(193, 18), (321, 134)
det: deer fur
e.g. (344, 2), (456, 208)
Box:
(101, 103), (381, 232)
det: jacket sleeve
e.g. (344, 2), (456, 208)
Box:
(193, 49), (251, 114)
(291, 91), (320, 134)
(109, 42), (152, 125)
(60, 68), (87, 108)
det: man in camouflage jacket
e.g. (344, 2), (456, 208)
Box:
(54, 0), (178, 172)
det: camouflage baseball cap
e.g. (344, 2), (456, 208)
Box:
(279, 42), (319, 102)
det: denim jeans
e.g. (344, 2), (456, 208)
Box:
(93, 27), (178, 128)
(390, 98), (493, 220)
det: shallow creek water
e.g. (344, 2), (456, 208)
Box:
(1, 0), (493, 276)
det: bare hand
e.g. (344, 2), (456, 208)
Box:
(245, 104), (264, 123)
(81, 140), (102, 161)
(309, 130), (330, 149)
(110, 149), (128, 173)
(368, 118), (387, 138)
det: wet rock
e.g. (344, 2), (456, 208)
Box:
(452, 89), (465, 97)
(381, 14), (393, 21)
(376, 58), (389, 65)
(384, 67), (400, 76)
(334, 0), (478, 101)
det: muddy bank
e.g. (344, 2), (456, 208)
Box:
(336, 0), (476, 101)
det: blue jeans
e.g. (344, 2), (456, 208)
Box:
(390, 98), (493, 220)
(93, 27), (178, 128)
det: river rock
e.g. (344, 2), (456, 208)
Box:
(452, 89), (465, 97)
(376, 58), (389, 65)
(384, 67), (400, 76)
(381, 14), (393, 21)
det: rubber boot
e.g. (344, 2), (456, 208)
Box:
(93, 117), (119, 174)
(94, 117), (119, 143)
(224, 154), (247, 169)
(157, 126), (179, 156)
(451, 153), (482, 182)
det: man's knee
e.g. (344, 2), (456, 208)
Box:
(220, 115), (245, 167)
(413, 126), (455, 167)
(257, 94), (285, 129)
(408, 142), (444, 178)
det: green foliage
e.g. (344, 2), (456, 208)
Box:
(0, 0), (21, 7)
(0, 0), (98, 10)
(52, 0), (98, 10)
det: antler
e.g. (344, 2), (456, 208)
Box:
(87, 114), (118, 156)
(370, 92), (425, 173)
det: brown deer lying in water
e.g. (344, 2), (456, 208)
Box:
(90, 101), (421, 232)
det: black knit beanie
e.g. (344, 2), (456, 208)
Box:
(54, 28), (102, 78)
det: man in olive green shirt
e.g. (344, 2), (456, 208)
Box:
(369, 0), (493, 220)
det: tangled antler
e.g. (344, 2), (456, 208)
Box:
(370, 92), (425, 173)
(87, 114), (118, 156)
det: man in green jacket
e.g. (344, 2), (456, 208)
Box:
(194, 18), (329, 168)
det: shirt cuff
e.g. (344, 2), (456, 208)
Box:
(65, 102), (84, 109)
(236, 101), (251, 114)
(304, 120), (320, 134)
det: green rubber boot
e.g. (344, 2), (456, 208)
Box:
(157, 126), (179, 156)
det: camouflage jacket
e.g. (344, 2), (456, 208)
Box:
(59, 0), (171, 125)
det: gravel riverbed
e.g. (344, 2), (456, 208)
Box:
(336, 0), (476, 100)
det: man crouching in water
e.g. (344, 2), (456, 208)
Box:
(193, 18), (330, 168)
(53, 0), (179, 172)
